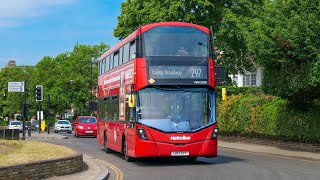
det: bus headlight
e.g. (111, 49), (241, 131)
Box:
(137, 128), (148, 140)
(211, 127), (219, 139)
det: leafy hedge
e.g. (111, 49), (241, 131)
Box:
(0, 121), (8, 126)
(217, 94), (320, 143)
(215, 86), (262, 103)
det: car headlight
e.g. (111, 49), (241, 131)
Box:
(78, 125), (84, 129)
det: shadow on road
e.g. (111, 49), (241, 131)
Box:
(132, 155), (244, 166)
(100, 149), (244, 166)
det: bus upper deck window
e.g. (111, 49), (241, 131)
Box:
(130, 40), (136, 60)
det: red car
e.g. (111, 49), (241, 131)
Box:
(73, 116), (97, 137)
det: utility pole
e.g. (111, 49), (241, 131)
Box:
(22, 81), (26, 140)
(47, 94), (50, 134)
(90, 58), (93, 113)
(36, 85), (43, 134)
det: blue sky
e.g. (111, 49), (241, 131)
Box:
(0, 0), (124, 68)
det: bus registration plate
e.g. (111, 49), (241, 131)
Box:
(171, 151), (189, 156)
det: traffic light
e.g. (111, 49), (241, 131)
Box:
(36, 85), (43, 101)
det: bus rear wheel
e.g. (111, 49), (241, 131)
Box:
(123, 138), (134, 162)
(104, 135), (112, 153)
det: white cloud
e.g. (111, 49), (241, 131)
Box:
(0, 0), (76, 27)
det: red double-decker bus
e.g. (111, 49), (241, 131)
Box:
(96, 22), (218, 162)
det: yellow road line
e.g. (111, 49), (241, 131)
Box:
(84, 155), (124, 180)
(96, 159), (124, 180)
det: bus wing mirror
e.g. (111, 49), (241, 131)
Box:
(128, 94), (136, 108)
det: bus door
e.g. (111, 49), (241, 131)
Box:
(114, 76), (129, 151)
(106, 96), (121, 152)
(123, 91), (136, 157)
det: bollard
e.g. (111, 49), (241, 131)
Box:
(28, 128), (31, 137)
(47, 123), (50, 134)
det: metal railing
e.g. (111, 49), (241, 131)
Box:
(0, 129), (20, 140)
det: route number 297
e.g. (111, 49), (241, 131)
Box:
(191, 69), (202, 78)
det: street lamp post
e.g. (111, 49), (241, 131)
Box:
(90, 58), (93, 110)
(65, 80), (74, 119)
(89, 58), (98, 114)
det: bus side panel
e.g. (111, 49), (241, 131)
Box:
(198, 139), (217, 157)
(106, 122), (122, 152)
(97, 120), (105, 146)
(134, 136), (160, 158)
(125, 125), (137, 157)
(208, 58), (215, 88)
(134, 58), (148, 91)
(115, 123), (127, 153)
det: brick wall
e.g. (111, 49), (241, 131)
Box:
(0, 154), (83, 180)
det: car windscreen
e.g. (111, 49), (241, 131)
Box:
(11, 122), (21, 125)
(79, 117), (97, 123)
(58, 121), (70, 124)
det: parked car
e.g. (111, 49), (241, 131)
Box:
(73, 116), (97, 137)
(25, 122), (31, 130)
(54, 120), (72, 133)
(31, 120), (39, 131)
(7, 120), (23, 132)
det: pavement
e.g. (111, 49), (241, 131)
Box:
(24, 132), (320, 180)
(219, 141), (320, 161)
(25, 132), (109, 180)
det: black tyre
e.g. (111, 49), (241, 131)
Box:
(122, 138), (134, 162)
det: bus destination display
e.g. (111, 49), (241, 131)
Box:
(149, 66), (207, 79)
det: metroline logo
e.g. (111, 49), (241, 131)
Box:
(170, 135), (191, 140)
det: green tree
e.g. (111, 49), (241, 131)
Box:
(34, 43), (109, 117)
(114, 0), (263, 74)
(0, 43), (109, 120)
(246, 0), (320, 102)
(0, 66), (35, 119)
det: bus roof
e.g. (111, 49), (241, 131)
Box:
(99, 22), (210, 60)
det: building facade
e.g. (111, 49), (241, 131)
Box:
(229, 66), (263, 87)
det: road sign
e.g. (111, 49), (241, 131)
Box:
(41, 120), (46, 132)
(37, 111), (44, 120)
(8, 81), (25, 92)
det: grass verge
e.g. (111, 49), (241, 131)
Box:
(0, 140), (75, 167)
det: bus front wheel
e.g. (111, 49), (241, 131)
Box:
(122, 138), (134, 162)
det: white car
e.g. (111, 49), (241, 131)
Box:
(54, 120), (72, 133)
(8, 121), (23, 132)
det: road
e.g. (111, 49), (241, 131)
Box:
(38, 132), (320, 180)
